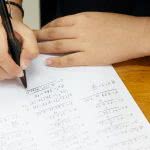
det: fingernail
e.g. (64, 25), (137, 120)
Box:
(21, 59), (31, 70)
(18, 71), (24, 78)
(46, 59), (53, 66)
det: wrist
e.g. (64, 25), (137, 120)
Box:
(8, 5), (23, 21)
(7, 0), (23, 21)
(9, 0), (22, 5)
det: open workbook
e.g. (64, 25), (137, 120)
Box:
(0, 55), (150, 150)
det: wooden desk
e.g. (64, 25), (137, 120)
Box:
(114, 57), (150, 122)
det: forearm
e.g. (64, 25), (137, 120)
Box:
(141, 17), (150, 56)
(109, 14), (150, 58)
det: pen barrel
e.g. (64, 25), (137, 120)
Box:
(0, 0), (27, 88)
(8, 37), (22, 66)
(0, 0), (22, 66)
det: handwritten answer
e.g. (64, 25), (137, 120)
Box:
(82, 80), (150, 150)
(25, 79), (97, 150)
(0, 114), (39, 150)
(0, 55), (150, 150)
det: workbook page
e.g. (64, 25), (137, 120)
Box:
(0, 55), (150, 150)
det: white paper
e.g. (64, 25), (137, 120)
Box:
(0, 55), (150, 150)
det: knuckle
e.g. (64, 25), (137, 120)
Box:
(53, 59), (62, 66)
(65, 56), (74, 65)
(54, 41), (63, 51)
(47, 29), (58, 38)
(57, 59), (63, 66)
(26, 49), (39, 59)
(56, 56), (75, 67)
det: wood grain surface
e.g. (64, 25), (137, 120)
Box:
(114, 57), (150, 122)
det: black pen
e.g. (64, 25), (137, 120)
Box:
(0, 0), (27, 88)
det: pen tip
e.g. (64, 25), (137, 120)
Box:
(20, 77), (27, 88)
(20, 71), (27, 88)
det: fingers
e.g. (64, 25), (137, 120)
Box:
(12, 20), (39, 70)
(38, 39), (82, 54)
(35, 26), (77, 42)
(0, 52), (23, 78)
(0, 67), (11, 80)
(46, 52), (88, 67)
(0, 67), (22, 80)
(0, 67), (15, 80)
(42, 15), (77, 29)
(0, 21), (23, 79)
(0, 20), (8, 53)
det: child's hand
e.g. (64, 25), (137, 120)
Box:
(0, 18), (39, 80)
(35, 12), (150, 67)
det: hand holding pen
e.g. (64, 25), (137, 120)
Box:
(0, 0), (38, 87)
